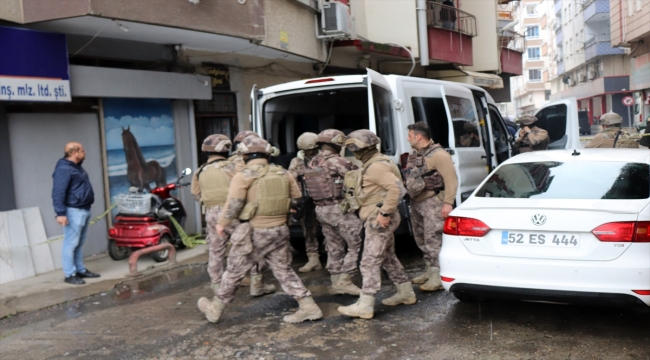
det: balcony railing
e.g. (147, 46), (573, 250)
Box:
(585, 34), (610, 47)
(498, 30), (525, 52)
(553, 18), (561, 31)
(582, 0), (595, 9)
(427, 1), (477, 37)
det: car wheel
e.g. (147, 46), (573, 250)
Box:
(107, 239), (131, 261)
(452, 290), (483, 303)
(151, 234), (171, 263)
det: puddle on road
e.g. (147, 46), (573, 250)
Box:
(318, 302), (342, 319)
(112, 265), (206, 302)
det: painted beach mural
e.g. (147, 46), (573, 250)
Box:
(103, 98), (177, 214)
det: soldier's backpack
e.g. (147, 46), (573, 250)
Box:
(340, 154), (402, 213)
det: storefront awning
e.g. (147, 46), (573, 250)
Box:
(427, 70), (504, 89)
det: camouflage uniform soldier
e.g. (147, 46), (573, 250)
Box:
(192, 135), (274, 315)
(303, 129), (363, 295)
(586, 112), (638, 148)
(459, 122), (480, 147)
(337, 130), (416, 320)
(513, 115), (549, 154)
(288, 133), (322, 273)
(404, 122), (458, 292)
(200, 136), (323, 324)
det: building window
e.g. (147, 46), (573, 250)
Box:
(545, 90), (551, 101)
(526, 4), (538, 16)
(527, 47), (541, 60)
(526, 26), (540, 38)
(528, 69), (542, 82)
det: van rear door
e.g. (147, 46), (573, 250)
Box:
(366, 69), (398, 158)
(250, 84), (261, 134)
(534, 98), (580, 150)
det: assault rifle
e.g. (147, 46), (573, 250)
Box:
(290, 175), (314, 227)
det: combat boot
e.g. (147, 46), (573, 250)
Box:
(250, 274), (276, 297)
(197, 297), (226, 323)
(239, 275), (251, 287)
(330, 273), (361, 296)
(411, 262), (432, 284)
(419, 267), (444, 291)
(299, 252), (322, 272)
(283, 297), (323, 323)
(382, 282), (417, 306)
(337, 294), (375, 319)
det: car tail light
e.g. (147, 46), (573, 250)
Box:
(441, 276), (455, 283)
(632, 290), (650, 296)
(444, 216), (490, 237)
(592, 221), (650, 243)
(305, 78), (334, 84)
(109, 228), (118, 237)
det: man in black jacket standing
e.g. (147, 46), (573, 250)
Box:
(52, 142), (100, 285)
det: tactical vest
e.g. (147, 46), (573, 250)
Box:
(197, 159), (231, 207)
(239, 165), (291, 220)
(517, 127), (549, 153)
(341, 154), (401, 213)
(303, 154), (344, 202)
(404, 144), (445, 197)
(614, 131), (640, 148)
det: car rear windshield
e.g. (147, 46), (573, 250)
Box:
(475, 161), (650, 199)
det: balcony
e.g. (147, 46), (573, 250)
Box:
(499, 30), (525, 75)
(555, 0), (562, 15)
(556, 28), (563, 44)
(426, 1), (477, 66)
(583, 0), (610, 23)
(553, 18), (562, 32)
(584, 34), (625, 62)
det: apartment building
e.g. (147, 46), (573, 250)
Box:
(511, 0), (553, 115)
(549, 0), (631, 127)
(610, 0), (650, 124)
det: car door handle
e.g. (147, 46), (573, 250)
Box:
(481, 155), (487, 159)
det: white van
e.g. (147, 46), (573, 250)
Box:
(252, 69), (580, 204)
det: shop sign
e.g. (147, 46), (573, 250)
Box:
(0, 26), (71, 102)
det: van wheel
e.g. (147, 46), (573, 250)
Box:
(452, 290), (483, 303)
(108, 240), (131, 261)
(151, 235), (171, 263)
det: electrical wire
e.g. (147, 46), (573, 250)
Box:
(318, 40), (334, 76)
(70, 24), (107, 57)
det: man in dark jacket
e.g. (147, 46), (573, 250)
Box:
(52, 142), (100, 285)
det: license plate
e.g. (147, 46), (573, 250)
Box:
(501, 231), (580, 247)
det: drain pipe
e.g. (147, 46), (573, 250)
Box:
(417, 0), (429, 66)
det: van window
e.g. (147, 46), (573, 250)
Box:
(262, 87), (369, 169)
(535, 104), (567, 144)
(411, 97), (449, 148)
(446, 96), (479, 148)
(371, 85), (396, 155)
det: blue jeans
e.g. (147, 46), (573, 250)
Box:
(62, 207), (91, 277)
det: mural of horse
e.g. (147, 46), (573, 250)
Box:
(121, 126), (167, 191)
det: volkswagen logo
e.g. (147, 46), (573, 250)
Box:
(531, 213), (547, 226)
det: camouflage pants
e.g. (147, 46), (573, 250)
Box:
(205, 206), (261, 287)
(359, 212), (409, 296)
(217, 224), (311, 304)
(410, 196), (444, 268)
(302, 204), (320, 253)
(315, 203), (362, 275)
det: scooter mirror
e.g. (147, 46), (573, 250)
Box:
(181, 168), (192, 176)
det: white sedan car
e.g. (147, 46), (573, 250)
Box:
(440, 149), (650, 309)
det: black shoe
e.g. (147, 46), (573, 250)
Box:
(64, 275), (86, 285)
(77, 269), (100, 278)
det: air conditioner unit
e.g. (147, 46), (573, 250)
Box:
(587, 70), (596, 80)
(577, 73), (586, 82)
(567, 78), (575, 86)
(316, 0), (352, 39)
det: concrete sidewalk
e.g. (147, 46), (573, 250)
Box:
(0, 244), (208, 318)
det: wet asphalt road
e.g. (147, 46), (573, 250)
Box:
(1, 242), (649, 360)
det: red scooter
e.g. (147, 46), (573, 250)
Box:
(107, 168), (192, 262)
